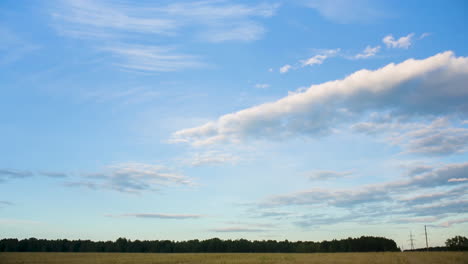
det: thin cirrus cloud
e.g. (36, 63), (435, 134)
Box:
(101, 44), (204, 72)
(382, 33), (414, 49)
(304, 0), (388, 23)
(65, 162), (192, 194)
(171, 51), (468, 146)
(0, 26), (40, 65)
(50, 0), (278, 72)
(106, 213), (202, 219)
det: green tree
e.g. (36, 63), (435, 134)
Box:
(445, 236), (468, 249)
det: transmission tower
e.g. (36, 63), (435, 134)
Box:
(408, 231), (415, 250)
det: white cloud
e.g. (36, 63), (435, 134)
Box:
(279, 64), (292, 73)
(448, 178), (468, 182)
(171, 51), (468, 146)
(383, 33), (414, 49)
(302, 49), (340, 66)
(439, 217), (468, 227)
(420, 32), (431, 39)
(355, 45), (380, 59)
(302, 54), (327, 66)
(279, 49), (340, 74)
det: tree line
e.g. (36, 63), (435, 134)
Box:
(0, 236), (399, 253)
(406, 236), (468, 252)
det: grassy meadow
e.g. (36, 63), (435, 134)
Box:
(1, 252), (467, 264)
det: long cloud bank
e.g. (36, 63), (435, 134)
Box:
(171, 51), (468, 146)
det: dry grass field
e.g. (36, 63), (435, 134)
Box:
(1, 252), (467, 264)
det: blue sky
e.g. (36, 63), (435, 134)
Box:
(1, 0), (467, 249)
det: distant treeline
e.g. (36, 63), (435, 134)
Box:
(0, 236), (399, 253)
(405, 246), (467, 252)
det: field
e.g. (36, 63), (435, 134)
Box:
(1, 252), (467, 264)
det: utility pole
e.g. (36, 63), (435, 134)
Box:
(408, 231), (415, 250)
(424, 225), (429, 251)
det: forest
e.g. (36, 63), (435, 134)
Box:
(0, 236), (400, 253)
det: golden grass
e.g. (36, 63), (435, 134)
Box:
(1, 252), (467, 264)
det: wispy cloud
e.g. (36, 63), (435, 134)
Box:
(172, 51), (468, 146)
(279, 64), (292, 73)
(254, 162), (468, 227)
(261, 162), (468, 209)
(254, 83), (270, 89)
(279, 49), (340, 74)
(49, 0), (278, 72)
(210, 226), (268, 233)
(305, 170), (353, 181)
(383, 33), (414, 49)
(0, 26), (40, 65)
(0, 201), (13, 207)
(80, 86), (161, 105)
(301, 49), (340, 66)
(106, 213), (202, 219)
(420, 32), (431, 39)
(39, 171), (68, 178)
(65, 162), (192, 193)
(390, 118), (468, 156)
(0, 169), (33, 183)
(439, 217), (468, 227)
(355, 45), (380, 59)
(185, 151), (240, 167)
(101, 44), (204, 72)
(355, 117), (468, 156)
(448, 178), (468, 182)
(304, 0), (388, 23)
